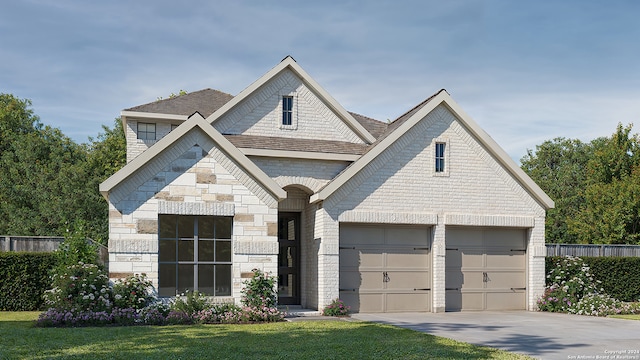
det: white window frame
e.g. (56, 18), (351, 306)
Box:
(137, 122), (156, 140)
(279, 92), (297, 130)
(433, 138), (450, 177)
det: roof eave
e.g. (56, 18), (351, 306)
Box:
(205, 57), (377, 144)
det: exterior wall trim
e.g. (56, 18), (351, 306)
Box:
(242, 148), (360, 162)
(158, 201), (235, 216)
(338, 211), (438, 225)
(444, 214), (535, 228)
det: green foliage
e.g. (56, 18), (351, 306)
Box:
(241, 269), (277, 308)
(0, 252), (57, 311)
(522, 124), (640, 244)
(322, 298), (350, 316)
(540, 256), (640, 316)
(580, 257), (640, 302)
(43, 262), (112, 312)
(521, 137), (592, 243)
(55, 220), (100, 270)
(0, 94), (126, 245)
(112, 274), (155, 310)
(170, 290), (211, 316)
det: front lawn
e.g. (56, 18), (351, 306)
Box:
(0, 312), (531, 359)
(609, 314), (640, 320)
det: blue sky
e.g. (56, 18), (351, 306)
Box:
(2, 1), (639, 162)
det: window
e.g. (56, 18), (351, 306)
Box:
(158, 215), (232, 297)
(435, 142), (446, 173)
(282, 96), (293, 126)
(137, 122), (156, 140)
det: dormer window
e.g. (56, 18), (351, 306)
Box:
(282, 96), (293, 126)
(137, 122), (156, 140)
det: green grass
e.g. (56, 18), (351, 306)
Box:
(609, 314), (640, 320)
(0, 311), (531, 359)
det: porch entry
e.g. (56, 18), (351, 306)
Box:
(278, 212), (300, 305)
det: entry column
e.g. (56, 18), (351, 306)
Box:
(431, 217), (446, 313)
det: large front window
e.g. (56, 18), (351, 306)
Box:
(158, 215), (232, 297)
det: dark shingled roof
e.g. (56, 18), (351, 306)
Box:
(125, 88), (234, 117)
(125, 88), (389, 141)
(224, 134), (369, 155)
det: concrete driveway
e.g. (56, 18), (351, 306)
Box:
(352, 311), (640, 360)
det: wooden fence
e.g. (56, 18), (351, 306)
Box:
(0, 236), (109, 267)
(546, 243), (640, 257)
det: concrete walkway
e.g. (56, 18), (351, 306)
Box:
(352, 311), (640, 360)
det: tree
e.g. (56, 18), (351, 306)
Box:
(0, 94), (125, 245)
(521, 138), (593, 243)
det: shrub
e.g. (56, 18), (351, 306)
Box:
(112, 274), (154, 310)
(581, 257), (640, 302)
(165, 310), (193, 325)
(539, 256), (639, 316)
(170, 290), (210, 317)
(194, 303), (243, 324)
(322, 298), (350, 317)
(54, 220), (100, 271)
(241, 268), (277, 308)
(43, 262), (112, 312)
(139, 302), (171, 325)
(0, 252), (57, 311)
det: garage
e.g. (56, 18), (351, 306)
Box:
(339, 224), (431, 313)
(445, 227), (527, 311)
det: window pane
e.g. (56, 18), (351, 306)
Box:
(178, 239), (194, 261)
(215, 240), (232, 262)
(198, 265), (215, 296)
(215, 265), (231, 296)
(158, 264), (176, 297)
(178, 216), (194, 238)
(198, 216), (215, 239)
(177, 264), (194, 295)
(159, 240), (176, 262)
(215, 217), (232, 239)
(159, 214), (177, 239)
(199, 239), (215, 261)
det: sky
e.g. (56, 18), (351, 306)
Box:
(2, 0), (640, 162)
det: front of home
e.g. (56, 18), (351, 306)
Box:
(100, 56), (553, 313)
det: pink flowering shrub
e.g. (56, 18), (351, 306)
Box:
(112, 274), (154, 310)
(322, 298), (350, 317)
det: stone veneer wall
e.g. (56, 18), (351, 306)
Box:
(320, 105), (547, 311)
(108, 129), (279, 303)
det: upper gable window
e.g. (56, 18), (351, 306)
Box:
(137, 122), (156, 140)
(435, 142), (446, 173)
(282, 96), (293, 126)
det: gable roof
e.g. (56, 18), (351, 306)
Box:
(310, 90), (555, 210)
(100, 113), (287, 201)
(125, 88), (234, 118)
(204, 56), (378, 144)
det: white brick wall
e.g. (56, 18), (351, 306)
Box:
(214, 69), (366, 144)
(126, 120), (180, 162)
(320, 105), (547, 311)
(251, 157), (350, 193)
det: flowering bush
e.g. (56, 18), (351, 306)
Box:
(43, 262), (112, 312)
(36, 307), (139, 327)
(194, 303), (243, 324)
(165, 310), (193, 325)
(241, 269), (277, 308)
(139, 302), (171, 325)
(113, 274), (154, 310)
(538, 256), (639, 316)
(322, 298), (350, 317)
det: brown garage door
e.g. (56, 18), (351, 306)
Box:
(446, 227), (526, 311)
(339, 224), (431, 313)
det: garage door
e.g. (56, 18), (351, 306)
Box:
(339, 224), (431, 313)
(446, 227), (526, 311)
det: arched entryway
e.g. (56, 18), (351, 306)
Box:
(278, 186), (315, 307)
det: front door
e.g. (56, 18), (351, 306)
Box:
(278, 212), (300, 305)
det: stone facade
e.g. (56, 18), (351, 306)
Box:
(105, 58), (551, 312)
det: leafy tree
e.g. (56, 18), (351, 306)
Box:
(0, 94), (125, 245)
(521, 138), (593, 243)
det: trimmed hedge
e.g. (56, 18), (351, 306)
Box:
(546, 256), (640, 302)
(0, 252), (57, 311)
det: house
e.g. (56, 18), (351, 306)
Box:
(100, 56), (553, 313)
